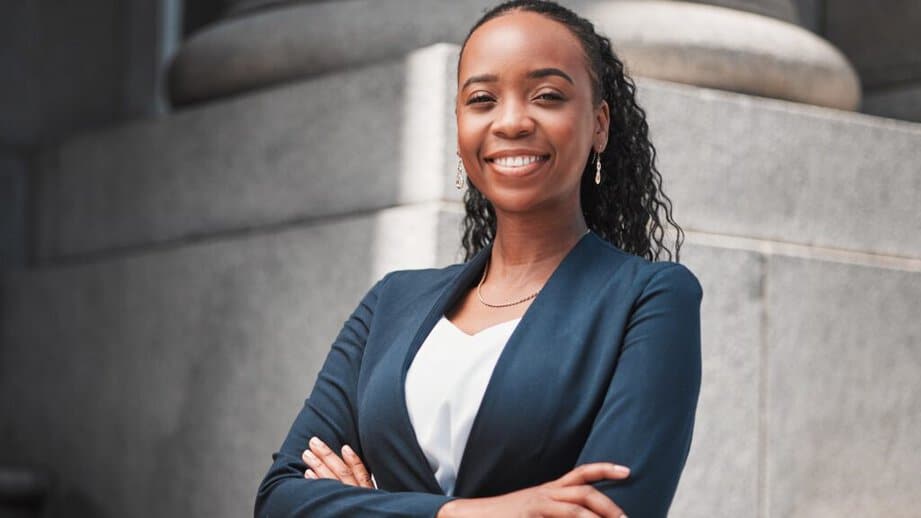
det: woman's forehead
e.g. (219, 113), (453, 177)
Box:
(459, 11), (588, 84)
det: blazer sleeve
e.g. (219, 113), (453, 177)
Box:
(575, 262), (703, 518)
(254, 273), (457, 518)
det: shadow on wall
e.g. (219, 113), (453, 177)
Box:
(0, 464), (105, 518)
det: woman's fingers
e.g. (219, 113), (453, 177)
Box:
(341, 444), (375, 488)
(551, 462), (630, 487)
(541, 499), (603, 518)
(301, 448), (337, 481)
(549, 485), (627, 518)
(302, 436), (359, 486)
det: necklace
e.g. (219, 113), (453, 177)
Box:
(476, 229), (590, 308)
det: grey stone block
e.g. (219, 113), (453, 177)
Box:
(637, 77), (921, 259)
(37, 43), (460, 262)
(670, 243), (764, 518)
(0, 203), (450, 517)
(765, 255), (921, 516)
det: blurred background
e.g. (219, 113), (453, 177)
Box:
(1, 0), (919, 516)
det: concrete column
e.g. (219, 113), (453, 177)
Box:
(168, 0), (860, 111)
(166, 0), (497, 106)
(586, 0), (861, 110)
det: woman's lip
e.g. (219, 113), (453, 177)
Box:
(485, 156), (550, 177)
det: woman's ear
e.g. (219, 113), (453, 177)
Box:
(594, 100), (610, 152)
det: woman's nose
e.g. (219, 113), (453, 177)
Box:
(491, 99), (535, 138)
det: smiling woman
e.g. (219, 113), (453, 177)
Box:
(255, 2), (702, 517)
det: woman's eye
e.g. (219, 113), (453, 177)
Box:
(467, 95), (494, 105)
(536, 92), (564, 101)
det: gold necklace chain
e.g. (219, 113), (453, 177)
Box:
(476, 229), (590, 308)
(476, 257), (540, 308)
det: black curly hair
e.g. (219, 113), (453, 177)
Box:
(457, 0), (684, 263)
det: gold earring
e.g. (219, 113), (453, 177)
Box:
(594, 151), (602, 185)
(456, 153), (467, 190)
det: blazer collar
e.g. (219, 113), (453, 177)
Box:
(396, 230), (608, 495)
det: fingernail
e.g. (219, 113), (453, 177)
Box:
(613, 464), (630, 475)
(342, 444), (355, 457)
(303, 450), (317, 462)
(306, 469), (316, 479)
(309, 436), (321, 448)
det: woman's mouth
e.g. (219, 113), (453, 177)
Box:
(485, 154), (550, 177)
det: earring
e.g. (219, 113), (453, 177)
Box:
(594, 150), (602, 185)
(456, 153), (467, 190)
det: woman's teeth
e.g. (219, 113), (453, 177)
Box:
(491, 155), (546, 167)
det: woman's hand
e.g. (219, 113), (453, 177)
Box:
(301, 436), (375, 488)
(437, 462), (631, 518)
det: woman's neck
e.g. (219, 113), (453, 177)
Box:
(487, 212), (588, 288)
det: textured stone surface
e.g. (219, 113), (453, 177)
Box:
(37, 44), (459, 262)
(0, 203), (448, 517)
(587, 1), (860, 110)
(764, 255), (921, 516)
(637, 77), (921, 259)
(670, 243), (763, 518)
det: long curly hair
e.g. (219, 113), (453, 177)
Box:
(458, 0), (684, 263)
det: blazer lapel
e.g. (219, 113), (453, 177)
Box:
(452, 232), (606, 497)
(395, 231), (609, 497)
(395, 242), (493, 494)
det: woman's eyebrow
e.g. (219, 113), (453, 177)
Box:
(461, 73), (499, 91)
(461, 68), (575, 90)
(527, 67), (574, 84)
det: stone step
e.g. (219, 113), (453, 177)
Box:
(36, 43), (921, 263)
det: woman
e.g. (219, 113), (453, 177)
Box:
(255, 1), (702, 516)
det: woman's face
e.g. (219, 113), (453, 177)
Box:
(456, 10), (609, 216)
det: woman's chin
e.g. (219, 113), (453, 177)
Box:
(484, 190), (553, 215)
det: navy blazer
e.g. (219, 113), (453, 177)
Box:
(255, 231), (703, 517)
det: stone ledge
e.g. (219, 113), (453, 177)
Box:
(637, 77), (921, 259)
(38, 43), (459, 263)
(36, 45), (921, 262)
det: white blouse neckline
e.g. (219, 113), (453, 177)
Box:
(440, 315), (523, 338)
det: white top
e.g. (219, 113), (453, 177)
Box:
(404, 314), (522, 496)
